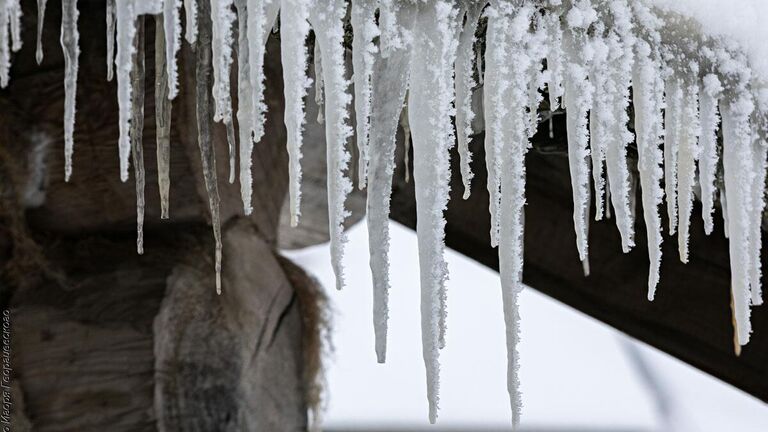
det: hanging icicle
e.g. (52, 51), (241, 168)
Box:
(366, 0), (418, 365)
(664, 76), (682, 235)
(350, 0), (379, 189)
(563, 0), (595, 264)
(310, 0), (354, 291)
(130, 17), (146, 255)
(196, 0), (224, 294)
(36, 0), (47, 64)
(164, 0), (182, 98)
(61, 0), (79, 182)
(210, 0), (237, 184)
(699, 73), (722, 236)
(676, 69), (700, 263)
(106, 0), (116, 80)
(155, 14), (172, 220)
(185, 0), (198, 44)
(454, 1), (484, 199)
(408, 0), (459, 423)
(631, 5), (665, 299)
(240, 0), (280, 214)
(281, 0), (312, 226)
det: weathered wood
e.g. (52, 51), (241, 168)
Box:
(1, 1), (324, 430)
(389, 113), (768, 402)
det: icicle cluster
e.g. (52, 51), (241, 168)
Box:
(8, 0), (768, 427)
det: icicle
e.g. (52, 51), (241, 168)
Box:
(0, 4), (10, 88)
(545, 8), (564, 111)
(155, 15), (172, 219)
(351, 0), (379, 189)
(8, 0), (19, 52)
(36, 0), (47, 64)
(0, 0), (20, 88)
(366, 1), (417, 363)
(632, 34), (665, 300)
(603, 1), (635, 253)
(401, 104), (411, 183)
(61, 0), (79, 182)
(454, 1), (483, 199)
(483, 2), (508, 249)
(699, 74), (722, 235)
(184, 0), (198, 44)
(106, 0), (116, 81)
(210, 0), (237, 184)
(588, 30), (608, 221)
(164, 0), (182, 98)
(524, 16), (545, 139)
(310, 0), (354, 291)
(240, 0), (280, 214)
(196, 0), (223, 294)
(116, 2), (137, 181)
(281, 0), (312, 226)
(130, 17), (146, 255)
(313, 41), (324, 124)
(495, 3), (535, 427)
(676, 73), (700, 263)
(748, 123), (767, 306)
(664, 77), (682, 235)
(721, 93), (756, 347)
(562, 3), (594, 263)
(408, 0), (459, 422)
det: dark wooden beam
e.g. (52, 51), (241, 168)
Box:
(389, 114), (768, 402)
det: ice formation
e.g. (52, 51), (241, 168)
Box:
(10, 0), (768, 427)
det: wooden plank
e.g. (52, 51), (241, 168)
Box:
(389, 114), (768, 402)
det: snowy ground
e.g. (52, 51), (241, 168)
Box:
(283, 219), (768, 432)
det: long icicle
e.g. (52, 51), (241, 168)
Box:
(408, 0), (459, 423)
(184, 0), (198, 44)
(676, 72), (700, 263)
(721, 93), (755, 347)
(632, 37), (665, 300)
(196, 0), (223, 294)
(235, 0), (253, 211)
(562, 8), (594, 265)
(350, 0), (379, 189)
(35, 0), (47, 64)
(699, 73), (722, 235)
(483, 0), (510, 249)
(241, 0), (280, 214)
(61, 0), (80, 182)
(164, 0), (182, 98)
(210, 0), (237, 183)
(497, 4), (534, 426)
(155, 14), (172, 219)
(454, 0), (483, 199)
(281, 0), (312, 226)
(749, 125), (767, 305)
(603, 1), (635, 253)
(663, 76), (682, 235)
(366, 0), (417, 365)
(106, 0), (116, 80)
(130, 17), (146, 254)
(311, 0), (354, 291)
(115, 1), (137, 181)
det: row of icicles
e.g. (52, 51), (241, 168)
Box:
(2, 0), (767, 426)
